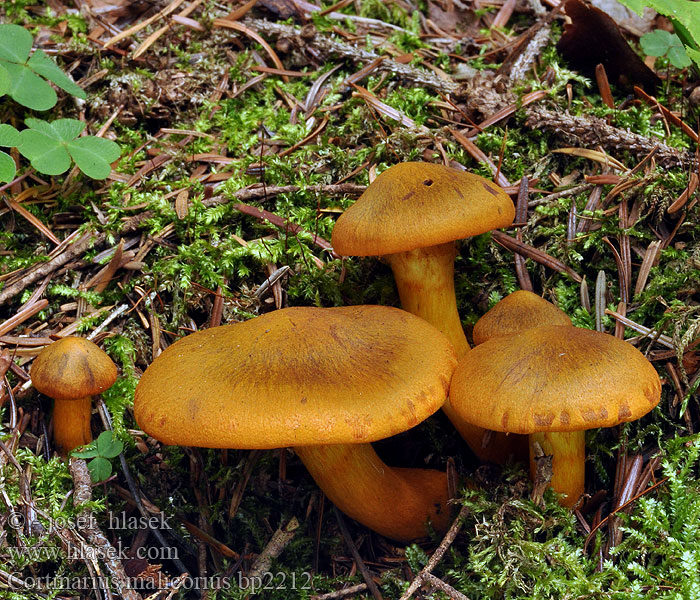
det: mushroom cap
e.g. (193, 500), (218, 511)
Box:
(134, 305), (457, 449)
(473, 290), (572, 345)
(450, 325), (660, 434)
(332, 162), (515, 256)
(32, 337), (117, 401)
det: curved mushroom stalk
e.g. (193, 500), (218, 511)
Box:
(529, 431), (586, 508)
(53, 396), (93, 455)
(295, 443), (451, 542)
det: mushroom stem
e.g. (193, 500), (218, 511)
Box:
(386, 242), (469, 357)
(53, 396), (93, 455)
(295, 443), (451, 542)
(529, 430), (586, 508)
(386, 243), (525, 464)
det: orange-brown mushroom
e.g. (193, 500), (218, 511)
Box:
(332, 162), (517, 463)
(135, 305), (457, 542)
(31, 337), (117, 455)
(450, 325), (661, 507)
(473, 290), (572, 345)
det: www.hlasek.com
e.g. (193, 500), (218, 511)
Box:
(3, 572), (314, 593)
(3, 541), (179, 562)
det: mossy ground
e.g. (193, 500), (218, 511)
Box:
(1, 1), (700, 599)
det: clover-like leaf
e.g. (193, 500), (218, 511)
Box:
(71, 442), (100, 460)
(18, 126), (72, 175)
(87, 457), (113, 482)
(26, 117), (85, 141)
(27, 49), (85, 98)
(0, 63), (10, 97)
(1, 60), (56, 111)
(0, 23), (85, 110)
(18, 118), (120, 179)
(618, 0), (700, 69)
(640, 29), (692, 68)
(69, 136), (121, 179)
(667, 41), (692, 68)
(0, 150), (16, 183)
(640, 30), (673, 57)
(0, 24), (33, 63)
(0, 124), (20, 147)
(96, 431), (123, 459)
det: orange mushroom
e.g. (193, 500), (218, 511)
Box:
(449, 325), (661, 507)
(135, 305), (457, 542)
(332, 162), (517, 463)
(31, 336), (117, 455)
(473, 290), (572, 345)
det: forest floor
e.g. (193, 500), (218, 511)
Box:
(1, 0), (700, 599)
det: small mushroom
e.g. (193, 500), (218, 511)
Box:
(332, 162), (517, 463)
(135, 305), (457, 542)
(473, 290), (572, 345)
(449, 325), (661, 507)
(31, 337), (117, 455)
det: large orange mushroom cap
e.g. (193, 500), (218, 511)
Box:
(32, 336), (117, 402)
(332, 162), (515, 256)
(135, 305), (457, 448)
(450, 325), (661, 434)
(473, 290), (572, 345)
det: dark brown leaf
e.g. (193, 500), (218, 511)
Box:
(557, 0), (660, 91)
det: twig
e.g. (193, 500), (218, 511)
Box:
(604, 309), (675, 349)
(399, 503), (470, 600)
(0, 299), (49, 336)
(69, 458), (143, 600)
(528, 184), (592, 208)
(423, 573), (471, 600)
(514, 176), (533, 291)
(0, 232), (105, 306)
(247, 517), (299, 579)
(333, 508), (384, 600)
(232, 202), (339, 258)
(311, 583), (369, 600)
(87, 303), (130, 340)
(509, 26), (552, 82)
(525, 106), (696, 168)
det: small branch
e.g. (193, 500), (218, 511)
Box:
(0, 232), (104, 306)
(247, 517), (299, 579)
(399, 503), (470, 600)
(333, 508), (384, 600)
(525, 106), (696, 168)
(69, 458), (142, 600)
(423, 573), (471, 600)
(311, 583), (369, 600)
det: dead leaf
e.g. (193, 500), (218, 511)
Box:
(557, 0), (660, 91)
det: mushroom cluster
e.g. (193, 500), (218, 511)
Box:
(129, 160), (662, 542)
